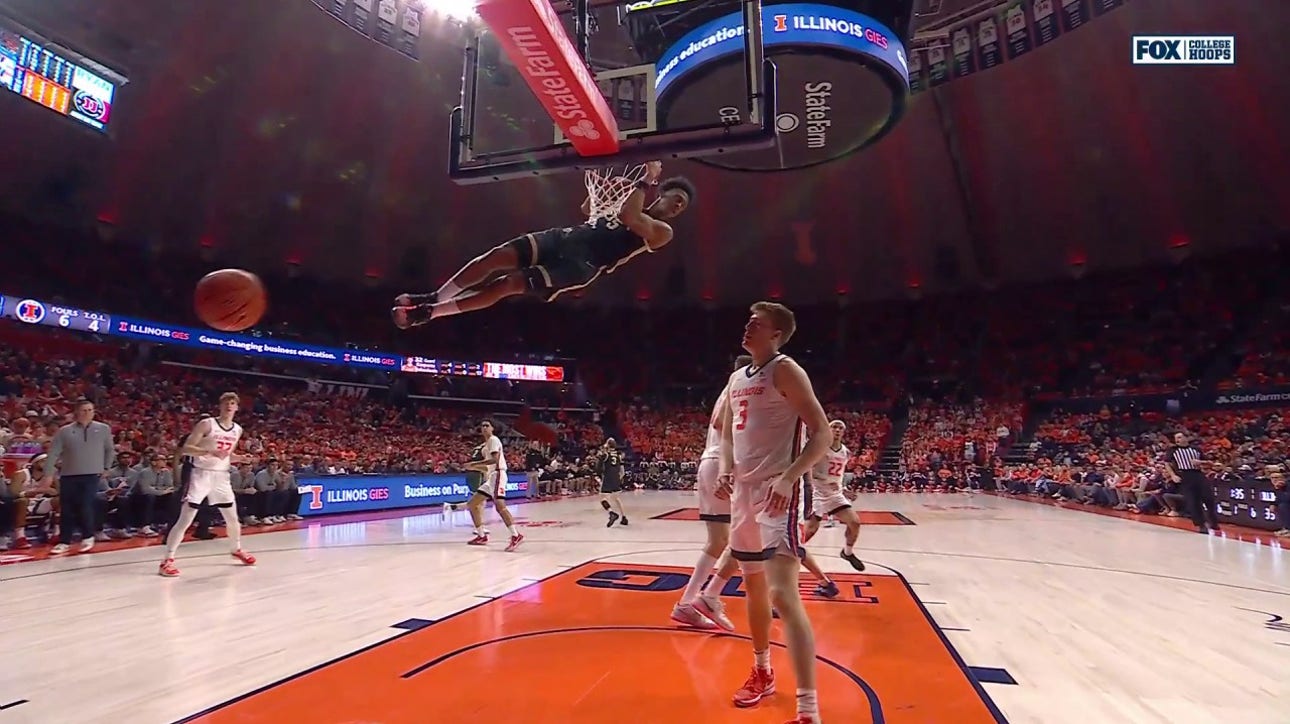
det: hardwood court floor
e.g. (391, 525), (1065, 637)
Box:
(4, 491), (1287, 723)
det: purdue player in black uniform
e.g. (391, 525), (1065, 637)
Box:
(597, 438), (628, 527)
(391, 161), (695, 327)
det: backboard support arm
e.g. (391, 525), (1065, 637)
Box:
(449, 0), (777, 185)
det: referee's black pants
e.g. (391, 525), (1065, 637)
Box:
(1180, 470), (1218, 529)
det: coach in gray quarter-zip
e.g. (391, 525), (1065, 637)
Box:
(45, 397), (115, 553)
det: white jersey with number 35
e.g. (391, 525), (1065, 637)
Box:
(811, 444), (851, 496)
(191, 417), (243, 472)
(727, 355), (800, 481)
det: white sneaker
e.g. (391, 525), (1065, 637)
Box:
(79, 537), (95, 553)
(51, 543), (71, 554)
(670, 602), (718, 629)
(139, 526), (158, 537)
(287, 514), (302, 520)
(694, 594), (736, 631)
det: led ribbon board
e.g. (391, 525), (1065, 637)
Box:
(655, 3), (909, 171)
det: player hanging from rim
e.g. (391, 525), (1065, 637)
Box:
(718, 302), (828, 724)
(802, 420), (866, 572)
(391, 161), (694, 327)
(159, 392), (256, 577)
(462, 420), (523, 552)
(596, 438), (629, 527)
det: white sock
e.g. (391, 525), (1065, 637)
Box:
(796, 689), (819, 718)
(431, 300), (460, 319)
(754, 649), (771, 671)
(681, 552), (718, 603)
(218, 505), (242, 551)
(164, 506), (199, 558)
(702, 573), (730, 599)
(843, 543), (854, 555)
(506, 525), (518, 537)
(437, 281), (463, 300)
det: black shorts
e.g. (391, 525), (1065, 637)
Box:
(600, 477), (624, 494)
(507, 229), (602, 302)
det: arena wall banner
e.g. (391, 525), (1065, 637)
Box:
(908, 47), (925, 93)
(902, 0), (1127, 96)
(1060, 0), (1091, 32)
(976, 15), (1003, 70)
(1032, 0), (1062, 47)
(1005, 1), (1033, 59)
(1032, 385), (1290, 415)
(295, 473), (530, 517)
(1209, 387), (1290, 409)
(309, 0), (422, 60)
(950, 25), (976, 78)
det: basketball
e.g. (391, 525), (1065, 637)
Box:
(194, 268), (267, 332)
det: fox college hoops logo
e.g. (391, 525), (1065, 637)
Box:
(1133, 36), (1235, 65)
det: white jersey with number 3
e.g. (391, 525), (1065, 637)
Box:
(727, 355), (800, 481)
(811, 444), (851, 496)
(191, 417), (243, 472)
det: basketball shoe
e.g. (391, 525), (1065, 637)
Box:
(692, 593), (735, 631)
(733, 667), (775, 707)
(670, 602), (718, 629)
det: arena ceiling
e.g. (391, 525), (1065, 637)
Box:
(0, 0), (1286, 306)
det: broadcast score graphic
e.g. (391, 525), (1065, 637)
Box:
(0, 13), (125, 133)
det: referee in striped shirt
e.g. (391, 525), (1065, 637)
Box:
(1166, 432), (1220, 534)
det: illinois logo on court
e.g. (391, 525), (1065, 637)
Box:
(179, 562), (1006, 723)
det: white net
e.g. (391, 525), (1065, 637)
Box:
(584, 163), (650, 222)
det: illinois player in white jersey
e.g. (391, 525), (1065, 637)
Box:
(670, 354), (751, 631)
(717, 301), (830, 724)
(463, 420), (523, 552)
(159, 392), (256, 577)
(802, 420), (865, 571)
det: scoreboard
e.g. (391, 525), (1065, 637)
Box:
(1214, 482), (1281, 531)
(0, 295), (111, 334)
(0, 13), (126, 133)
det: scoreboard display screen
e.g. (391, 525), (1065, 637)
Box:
(0, 14), (126, 133)
(1214, 482), (1281, 531)
(0, 295), (111, 334)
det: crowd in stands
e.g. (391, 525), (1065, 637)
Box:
(900, 400), (1023, 470)
(8, 212), (1282, 409)
(2, 215), (1289, 549)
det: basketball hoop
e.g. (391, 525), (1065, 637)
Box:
(584, 163), (649, 222)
